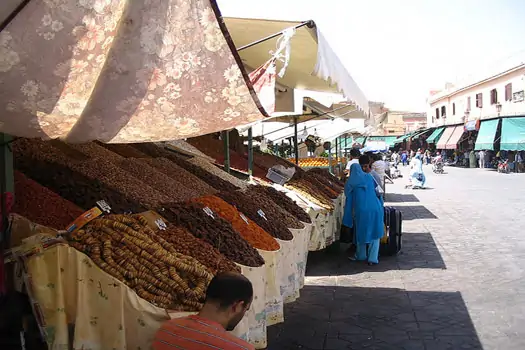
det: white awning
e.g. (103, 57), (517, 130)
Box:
(224, 17), (369, 112)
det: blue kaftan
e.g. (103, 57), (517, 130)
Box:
(342, 163), (384, 245)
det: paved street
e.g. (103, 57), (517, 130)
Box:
(268, 166), (525, 349)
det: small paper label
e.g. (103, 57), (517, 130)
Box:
(203, 207), (215, 219)
(66, 207), (103, 233)
(155, 218), (167, 230)
(239, 213), (249, 225)
(96, 200), (111, 213)
(257, 209), (268, 221)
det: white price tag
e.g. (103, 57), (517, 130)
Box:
(203, 207), (215, 219)
(96, 200), (111, 213)
(239, 213), (249, 225)
(257, 209), (268, 221)
(155, 218), (167, 230)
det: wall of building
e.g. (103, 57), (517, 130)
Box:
(380, 112), (426, 135)
(428, 66), (525, 127)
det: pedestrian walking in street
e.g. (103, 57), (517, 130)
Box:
(152, 272), (255, 350)
(479, 150), (486, 169)
(392, 151), (399, 167)
(410, 154), (426, 189)
(469, 150), (477, 168)
(401, 151), (408, 166)
(343, 161), (384, 265)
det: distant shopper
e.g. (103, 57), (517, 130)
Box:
(370, 154), (386, 191)
(410, 154), (426, 189)
(392, 151), (399, 166)
(366, 155), (384, 200)
(343, 160), (384, 265)
(153, 272), (255, 350)
(479, 150), (486, 169)
(344, 148), (361, 177)
(517, 152), (523, 173)
(401, 151), (408, 166)
(469, 150), (477, 168)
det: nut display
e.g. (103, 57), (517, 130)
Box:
(250, 185), (312, 223)
(160, 202), (264, 267)
(14, 156), (147, 214)
(132, 143), (240, 193)
(98, 143), (151, 158)
(285, 178), (335, 210)
(62, 141), (125, 163)
(66, 214), (213, 311)
(13, 137), (72, 166)
(13, 171), (84, 230)
(217, 190), (294, 240)
(307, 167), (345, 189)
(155, 224), (240, 275)
(142, 158), (217, 198)
(117, 158), (199, 203)
(188, 136), (268, 178)
(244, 186), (304, 229)
(71, 159), (172, 209)
(195, 196), (279, 251)
(188, 157), (249, 190)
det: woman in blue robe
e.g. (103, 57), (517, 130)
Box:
(343, 163), (384, 265)
(410, 154), (426, 188)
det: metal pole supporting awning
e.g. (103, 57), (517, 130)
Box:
(259, 104), (359, 140)
(236, 20), (315, 51)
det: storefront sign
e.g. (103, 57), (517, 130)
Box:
(513, 90), (524, 103)
(464, 120), (480, 132)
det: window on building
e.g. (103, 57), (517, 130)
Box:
(476, 93), (483, 108)
(467, 96), (471, 111)
(441, 106), (446, 118)
(435, 108), (440, 119)
(452, 103), (456, 115)
(490, 89), (498, 105)
(505, 83), (512, 101)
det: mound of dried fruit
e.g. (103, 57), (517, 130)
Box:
(67, 214), (213, 311)
(13, 171), (84, 230)
(249, 185), (311, 223)
(194, 196), (279, 251)
(217, 191), (293, 240)
(160, 202), (264, 267)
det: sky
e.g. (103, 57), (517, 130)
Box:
(217, 0), (525, 112)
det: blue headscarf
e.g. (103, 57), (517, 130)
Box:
(343, 163), (368, 228)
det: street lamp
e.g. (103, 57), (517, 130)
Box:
(496, 103), (502, 116)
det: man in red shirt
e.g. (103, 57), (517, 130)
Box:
(153, 272), (255, 350)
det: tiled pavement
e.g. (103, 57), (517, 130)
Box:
(267, 166), (525, 349)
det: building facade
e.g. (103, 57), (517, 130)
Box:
(379, 111), (427, 135)
(427, 64), (525, 127)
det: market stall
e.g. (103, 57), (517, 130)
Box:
(6, 138), (332, 348)
(0, 2), (367, 349)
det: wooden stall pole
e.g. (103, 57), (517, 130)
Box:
(222, 131), (230, 173)
(247, 127), (253, 179)
(293, 116), (299, 165)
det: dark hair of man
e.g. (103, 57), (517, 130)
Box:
(204, 272), (253, 309)
(350, 148), (360, 158)
(359, 155), (370, 166)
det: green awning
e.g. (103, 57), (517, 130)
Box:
(426, 127), (445, 143)
(500, 117), (525, 151)
(411, 128), (431, 140)
(384, 136), (398, 148)
(341, 136), (366, 147)
(474, 119), (499, 151)
(393, 132), (412, 144)
(364, 136), (397, 149)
